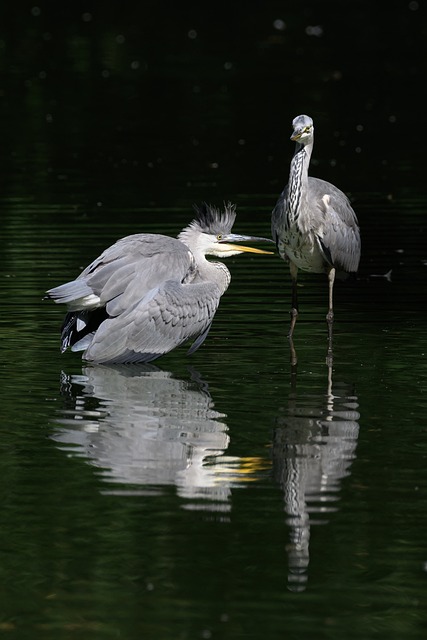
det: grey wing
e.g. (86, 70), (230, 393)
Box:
(83, 280), (221, 364)
(46, 234), (194, 313)
(308, 178), (361, 273)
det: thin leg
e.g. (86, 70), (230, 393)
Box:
(289, 262), (299, 338)
(289, 336), (298, 369)
(326, 266), (335, 324)
(326, 267), (335, 362)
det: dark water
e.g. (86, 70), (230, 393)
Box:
(1, 3), (427, 639)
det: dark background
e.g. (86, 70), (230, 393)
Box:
(1, 0), (425, 210)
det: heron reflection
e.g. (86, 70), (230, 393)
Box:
(53, 364), (233, 509)
(273, 347), (360, 592)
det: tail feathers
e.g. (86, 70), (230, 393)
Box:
(46, 280), (100, 309)
(71, 334), (95, 353)
(60, 308), (108, 353)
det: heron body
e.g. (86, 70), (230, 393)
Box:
(271, 115), (361, 337)
(46, 204), (273, 364)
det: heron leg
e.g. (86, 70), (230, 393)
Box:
(326, 267), (335, 325)
(289, 336), (298, 369)
(289, 262), (299, 338)
(326, 267), (335, 362)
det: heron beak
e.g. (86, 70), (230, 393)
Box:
(226, 244), (273, 254)
(291, 130), (302, 141)
(220, 234), (275, 254)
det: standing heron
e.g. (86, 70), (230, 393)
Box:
(46, 203), (273, 364)
(271, 115), (361, 340)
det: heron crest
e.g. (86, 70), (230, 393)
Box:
(192, 202), (237, 235)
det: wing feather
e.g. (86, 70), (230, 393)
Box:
(83, 281), (221, 364)
(308, 178), (361, 272)
(47, 234), (194, 311)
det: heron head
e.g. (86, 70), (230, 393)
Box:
(290, 114), (314, 143)
(178, 203), (274, 257)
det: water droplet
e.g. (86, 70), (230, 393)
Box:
(273, 19), (286, 31)
(305, 25), (323, 37)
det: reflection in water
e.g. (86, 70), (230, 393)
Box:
(273, 353), (360, 592)
(53, 365), (232, 509)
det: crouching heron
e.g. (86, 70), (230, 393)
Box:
(271, 115), (361, 340)
(46, 203), (273, 364)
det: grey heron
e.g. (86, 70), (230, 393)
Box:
(46, 203), (273, 364)
(271, 115), (361, 339)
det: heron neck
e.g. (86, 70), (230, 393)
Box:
(286, 141), (313, 223)
(196, 255), (231, 296)
(178, 228), (231, 296)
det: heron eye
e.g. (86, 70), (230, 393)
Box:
(304, 126), (311, 133)
(216, 234), (223, 241)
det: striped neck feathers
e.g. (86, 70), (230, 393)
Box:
(286, 145), (309, 225)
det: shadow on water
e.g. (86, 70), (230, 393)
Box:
(53, 364), (233, 509)
(273, 340), (360, 592)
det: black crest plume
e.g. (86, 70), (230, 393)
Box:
(192, 202), (237, 235)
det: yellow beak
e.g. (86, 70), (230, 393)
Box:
(225, 244), (274, 254)
(219, 233), (275, 254)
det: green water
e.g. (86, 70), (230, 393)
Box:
(1, 205), (426, 639)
